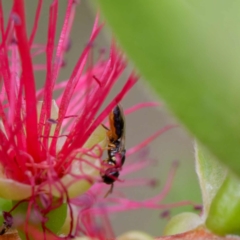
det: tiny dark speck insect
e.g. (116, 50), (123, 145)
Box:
(0, 211), (13, 235)
(101, 105), (126, 196)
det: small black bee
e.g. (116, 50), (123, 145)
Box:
(101, 105), (126, 196)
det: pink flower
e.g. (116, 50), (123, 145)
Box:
(0, 0), (137, 238)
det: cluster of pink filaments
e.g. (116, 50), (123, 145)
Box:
(0, 1), (138, 237)
(0, 0), (136, 187)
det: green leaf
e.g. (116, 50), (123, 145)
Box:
(95, 0), (240, 176)
(45, 202), (67, 234)
(195, 143), (227, 218)
(163, 212), (202, 236)
(0, 198), (12, 212)
(206, 174), (240, 236)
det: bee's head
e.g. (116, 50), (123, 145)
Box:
(101, 167), (119, 184)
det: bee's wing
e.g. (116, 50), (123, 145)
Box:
(117, 104), (126, 152)
(119, 134), (126, 152)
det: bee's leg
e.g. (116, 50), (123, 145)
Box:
(101, 124), (114, 142)
(102, 142), (116, 151)
(101, 124), (109, 131)
(104, 184), (114, 198)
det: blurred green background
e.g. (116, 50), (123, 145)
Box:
(2, 0), (201, 236)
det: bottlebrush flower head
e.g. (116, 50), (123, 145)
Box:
(0, 0), (137, 237)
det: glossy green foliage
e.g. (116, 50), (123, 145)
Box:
(95, 0), (240, 177)
(206, 174), (240, 235)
